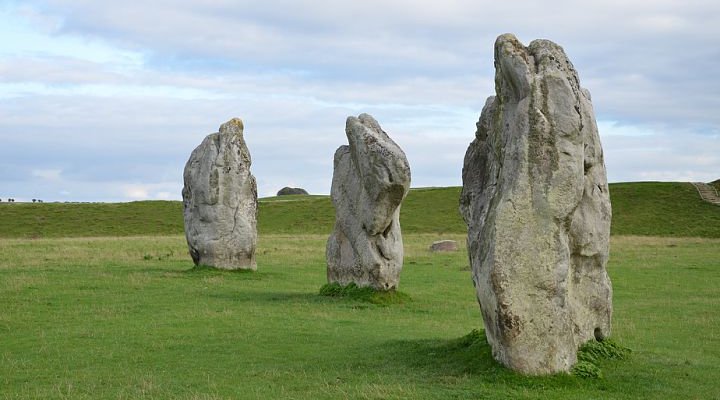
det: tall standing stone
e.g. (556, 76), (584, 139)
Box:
(460, 34), (612, 374)
(182, 118), (258, 270)
(326, 114), (411, 290)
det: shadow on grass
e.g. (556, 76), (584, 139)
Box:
(177, 265), (269, 280)
(185, 265), (257, 273)
(202, 284), (414, 307)
(204, 290), (325, 304)
(190, 282), (413, 308)
(380, 329), (501, 376)
(375, 329), (582, 389)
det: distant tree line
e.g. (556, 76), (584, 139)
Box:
(0, 198), (43, 203)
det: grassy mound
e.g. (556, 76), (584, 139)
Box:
(711, 179), (720, 192)
(257, 187), (465, 235)
(0, 200), (184, 238)
(2, 182), (719, 238)
(610, 182), (720, 237)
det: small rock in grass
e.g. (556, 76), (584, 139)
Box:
(430, 240), (458, 252)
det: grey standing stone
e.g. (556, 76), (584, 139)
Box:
(326, 114), (411, 290)
(460, 34), (612, 375)
(182, 118), (258, 270)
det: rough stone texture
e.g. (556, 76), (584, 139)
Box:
(430, 240), (459, 252)
(182, 118), (258, 270)
(459, 34), (612, 375)
(277, 187), (309, 196)
(326, 114), (411, 290)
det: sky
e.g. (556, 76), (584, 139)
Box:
(1, 0), (718, 202)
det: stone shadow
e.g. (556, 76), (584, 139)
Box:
(373, 329), (506, 378)
(204, 290), (323, 304)
(372, 330), (590, 391)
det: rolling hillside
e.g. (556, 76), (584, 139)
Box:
(1, 182), (719, 238)
(711, 179), (720, 192)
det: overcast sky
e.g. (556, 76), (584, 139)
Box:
(1, 0), (718, 202)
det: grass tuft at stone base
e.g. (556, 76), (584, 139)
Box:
(319, 282), (411, 305)
(572, 339), (631, 379)
(455, 328), (486, 348)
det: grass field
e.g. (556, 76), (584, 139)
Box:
(1, 234), (718, 399)
(1, 181), (719, 398)
(1, 182), (719, 239)
(711, 179), (720, 192)
(610, 182), (720, 237)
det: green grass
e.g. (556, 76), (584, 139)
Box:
(2, 182), (720, 239)
(319, 282), (411, 305)
(609, 182), (720, 237)
(258, 195), (333, 234)
(572, 339), (631, 379)
(0, 200), (184, 238)
(711, 179), (720, 192)
(237, 187), (466, 235)
(1, 234), (718, 399)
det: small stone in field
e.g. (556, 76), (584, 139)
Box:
(430, 240), (458, 252)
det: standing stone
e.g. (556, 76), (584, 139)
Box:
(182, 118), (258, 270)
(460, 34), (612, 374)
(326, 114), (411, 290)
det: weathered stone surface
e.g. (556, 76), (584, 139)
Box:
(182, 118), (258, 270)
(277, 187), (309, 196)
(430, 240), (458, 252)
(459, 34), (612, 375)
(326, 114), (411, 290)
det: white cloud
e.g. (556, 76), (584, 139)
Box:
(0, 6), (143, 67)
(635, 14), (688, 33)
(0, 0), (718, 202)
(121, 183), (180, 201)
(603, 130), (720, 183)
(31, 168), (62, 180)
(597, 120), (655, 137)
(123, 186), (149, 200)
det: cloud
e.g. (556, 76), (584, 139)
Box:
(31, 168), (62, 180)
(120, 184), (179, 200)
(0, 1), (718, 202)
(9, 1), (716, 128)
(123, 185), (149, 200)
(602, 128), (720, 183)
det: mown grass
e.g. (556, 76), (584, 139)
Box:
(711, 179), (720, 192)
(609, 182), (720, 237)
(0, 201), (184, 238)
(1, 234), (718, 399)
(2, 182), (719, 239)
